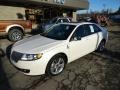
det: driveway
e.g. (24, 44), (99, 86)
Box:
(0, 26), (120, 90)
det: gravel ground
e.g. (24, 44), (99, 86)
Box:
(0, 26), (120, 90)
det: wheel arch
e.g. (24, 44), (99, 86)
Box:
(98, 38), (106, 47)
(56, 53), (68, 64)
(6, 24), (24, 34)
(45, 52), (68, 74)
(47, 52), (68, 65)
(96, 38), (106, 52)
(101, 38), (106, 44)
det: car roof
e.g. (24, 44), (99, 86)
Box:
(55, 17), (71, 19)
(61, 22), (95, 26)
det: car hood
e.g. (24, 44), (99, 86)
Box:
(13, 35), (63, 53)
(44, 24), (53, 30)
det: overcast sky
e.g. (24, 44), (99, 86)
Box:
(78, 0), (120, 14)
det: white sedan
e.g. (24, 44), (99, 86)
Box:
(10, 22), (108, 76)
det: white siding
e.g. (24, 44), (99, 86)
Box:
(0, 6), (25, 20)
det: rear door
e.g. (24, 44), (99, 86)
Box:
(83, 24), (98, 52)
(68, 24), (99, 62)
(92, 24), (103, 48)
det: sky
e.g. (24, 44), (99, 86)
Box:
(78, 0), (120, 14)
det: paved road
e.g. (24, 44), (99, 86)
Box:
(0, 26), (120, 90)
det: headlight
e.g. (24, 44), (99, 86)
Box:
(21, 53), (43, 61)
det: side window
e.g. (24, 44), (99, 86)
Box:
(93, 25), (102, 33)
(56, 19), (63, 23)
(63, 19), (69, 22)
(71, 25), (84, 40)
(83, 25), (91, 36)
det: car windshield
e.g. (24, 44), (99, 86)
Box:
(41, 24), (76, 40)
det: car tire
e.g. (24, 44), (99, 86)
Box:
(46, 54), (66, 76)
(97, 40), (105, 52)
(8, 28), (23, 42)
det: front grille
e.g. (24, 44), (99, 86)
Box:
(11, 51), (23, 62)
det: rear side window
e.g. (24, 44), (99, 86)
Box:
(82, 24), (101, 36)
(93, 24), (102, 33)
(89, 25), (95, 33)
(72, 24), (101, 39)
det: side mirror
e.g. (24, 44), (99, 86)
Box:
(71, 36), (81, 41)
(76, 36), (81, 40)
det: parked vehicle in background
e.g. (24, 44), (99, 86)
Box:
(109, 15), (120, 25)
(10, 22), (108, 76)
(85, 17), (98, 24)
(0, 20), (32, 41)
(41, 17), (71, 32)
(79, 15), (110, 26)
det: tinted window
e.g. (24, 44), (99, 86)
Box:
(41, 24), (76, 40)
(63, 19), (69, 22)
(83, 25), (91, 36)
(89, 25), (95, 33)
(71, 25), (84, 40)
(71, 24), (100, 40)
(93, 25), (102, 33)
(56, 19), (62, 23)
(75, 25), (84, 37)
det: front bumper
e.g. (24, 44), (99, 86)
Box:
(10, 53), (49, 75)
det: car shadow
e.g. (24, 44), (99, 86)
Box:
(103, 49), (120, 90)
(0, 35), (7, 40)
(109, 31), (120, 35)
(93, 48), (120, 63)
(26, 75), (51, 89)
(103, 49), (120, 60)
(0, 48), (11, 90)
